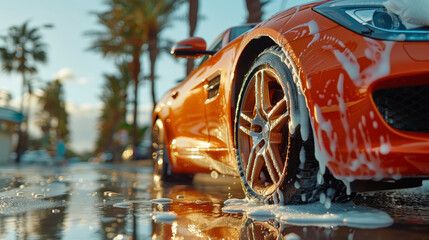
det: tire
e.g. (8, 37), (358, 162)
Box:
(152, 119), (193, 184)
(234, 46), (351, 204)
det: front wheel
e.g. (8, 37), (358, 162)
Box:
(235, 46), (350, 204)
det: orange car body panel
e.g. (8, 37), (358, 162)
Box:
(153, 1), (429, 181)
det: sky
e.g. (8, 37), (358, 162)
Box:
(0, 0), (308, 153)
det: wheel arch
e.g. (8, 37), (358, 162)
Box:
(230, 34), (320, 173)
(230, 36), (277, 141)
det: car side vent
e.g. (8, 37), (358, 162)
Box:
(207, 75), (221, 99)
(373, 85), (429, 133)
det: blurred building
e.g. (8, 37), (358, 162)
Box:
(0, 90), (23, 164)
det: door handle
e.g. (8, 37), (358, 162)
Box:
(171, 91), (179, 99)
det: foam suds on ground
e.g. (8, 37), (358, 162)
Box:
(150, 198), (173, 204)
(152, 212), (178, 223)
(223, 199), (393, 229)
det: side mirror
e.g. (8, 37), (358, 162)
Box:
(171, 37), (216, 59)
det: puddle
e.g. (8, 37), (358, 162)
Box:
(0, 198), (65, 215)
(0, 182), (69, 199)
(0, 163), (427, 240)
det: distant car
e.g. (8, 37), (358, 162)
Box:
(122, 141), (152, 161)
(21, 150), (53, 165)
(152, 0), (429, 204)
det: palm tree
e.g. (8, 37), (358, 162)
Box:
(88, 0), (148, 149)
(245, 0), (270, 23)
(0, 20), (51, 162)
(186, 0), (199, 75)
(88, 0), (183, 148)
(37, 79), (69, 147)
(89, 3), (140, 149)
(95, 62), (131, 159)
(142, 0), (183, 111)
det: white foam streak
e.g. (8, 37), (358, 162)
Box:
(313, 38), (396, 183)
(277, 21), (398, 187)
(333, 49), (360, 82)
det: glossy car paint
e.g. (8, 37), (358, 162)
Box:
(171, 37), (208, 58)
(153, 1), (429, 183)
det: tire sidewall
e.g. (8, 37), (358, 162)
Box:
(234, 47), (302, 202)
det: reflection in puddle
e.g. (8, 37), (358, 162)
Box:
(0, 164), (428, 239)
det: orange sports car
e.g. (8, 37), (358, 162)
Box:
(152, 0), (429, 204)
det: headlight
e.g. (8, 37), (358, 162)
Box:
(313, 0), (429, 41)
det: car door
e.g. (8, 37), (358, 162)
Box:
(196, 30), (241, 173)
(167, 72), (209, 157)
(203, 26), (255, 172)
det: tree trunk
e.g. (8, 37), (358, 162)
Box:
(245, 0), (263, 23)
(16, 71), (28, 163)
(130, 49), (141, 149)
(25, 79), (32, 147)
(186, 0), (199, 75)
(148, 28), (159, 113)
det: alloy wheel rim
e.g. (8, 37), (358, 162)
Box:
(238, 68), (289, 196)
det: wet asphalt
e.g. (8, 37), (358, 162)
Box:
(0, 161), (428, 240)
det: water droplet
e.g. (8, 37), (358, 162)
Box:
(35, 194), (46, 199)
(113, 233), (131, 240)
(319, 193), (326, 204)
(284, 233), (301, 240)
(210, 171), (219, 179)
(324, 197), (332, 209)
(294, 181), (300, 189)
(113, 202), (133, 208)
(104, 191), (119, 197)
